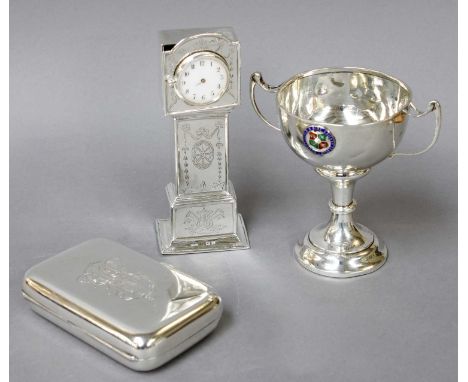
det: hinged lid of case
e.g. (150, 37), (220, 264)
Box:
(22, 238), (222, 371)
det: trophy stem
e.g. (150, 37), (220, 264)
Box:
(321, 169), (366, 252)
(329, 175), (357, 207)
(294, 168), (387, 278)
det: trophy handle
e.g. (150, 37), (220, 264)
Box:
(391, 100), (442, 157)
(250, 72), (281, 132)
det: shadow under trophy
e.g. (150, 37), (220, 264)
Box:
(250, 67), (441, 278)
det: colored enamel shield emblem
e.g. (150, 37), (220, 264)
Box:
(303, 125), (336, 155)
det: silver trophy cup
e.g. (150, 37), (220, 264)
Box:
(250, 67), (441, 278)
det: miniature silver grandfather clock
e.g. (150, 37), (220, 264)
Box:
(156, 27), (250, 254)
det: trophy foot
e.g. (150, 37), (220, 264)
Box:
(294, 223), (387, 278)
(156, 214), (250, 255)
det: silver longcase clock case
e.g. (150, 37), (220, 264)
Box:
(156, 27), (250, 254)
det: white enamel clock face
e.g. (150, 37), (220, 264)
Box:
(174, 52), (229, 105)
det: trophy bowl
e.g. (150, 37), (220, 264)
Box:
(250, 67), (441, 278)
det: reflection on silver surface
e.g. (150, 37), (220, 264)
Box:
(162, 266), (208, 320)
(157, 27), (249, 254)
(251, 67), (441, 278)
(279, 70), (410, 125)
(22, 239), (222, 371)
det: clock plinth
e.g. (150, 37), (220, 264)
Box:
(156, 182), (249, 254)
(156, 27), (249, 254)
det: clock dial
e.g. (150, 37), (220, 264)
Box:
(175, 52), (229, 105)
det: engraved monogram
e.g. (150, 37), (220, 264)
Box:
(78, 258), (156, 302)
(183, 207), (226, 234)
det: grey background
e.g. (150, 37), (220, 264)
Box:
(10, 0), (457, 381)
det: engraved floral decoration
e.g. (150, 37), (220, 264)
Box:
(183, 207), (226, 234)
(78, 258), (156, 302)
(180, 123), (225, 192)
(180, 123), (191, 189)
(215, 122), (225, 189)
(192, 140), (215, 170)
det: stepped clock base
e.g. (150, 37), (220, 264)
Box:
(156, 214), (250, 255)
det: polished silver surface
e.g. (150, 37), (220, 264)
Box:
(250, 67), (441, 277)
(157, 27), (249, 254)
(22, 239), (223, 371)
(11, 2), (456, 380)
(160, 27), (240, 116)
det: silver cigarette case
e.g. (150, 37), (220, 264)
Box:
(22, 238), (223, 371)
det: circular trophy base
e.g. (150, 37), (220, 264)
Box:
(294, 223), (388, 278)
